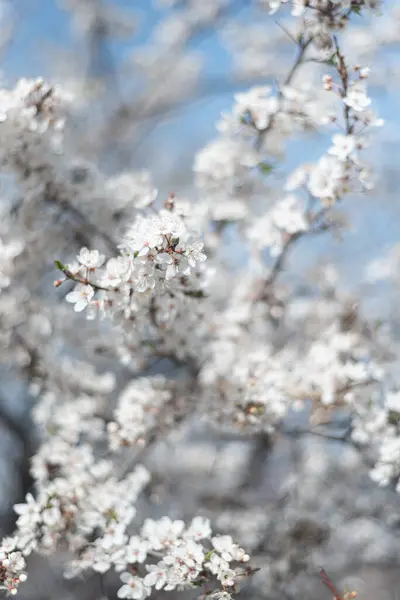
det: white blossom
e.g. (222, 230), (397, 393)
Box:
(0, 5), (393, 600)
(65, 283), (95, 312)
(328, 134), (356, 161)
(77, 248), (105, 269)
(118, 573), (151, 600)
(343, 81), (372, 112)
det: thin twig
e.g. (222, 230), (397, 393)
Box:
(55, 263), (117, 292)
(260, 35), (356, 292)
(256, 34), (314, 150)
(320, 568), (343, 600)
(333, 36), (353, 135)
(283, 425), (352, 443)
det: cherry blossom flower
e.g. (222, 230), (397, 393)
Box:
(308, 155), (345, 200)
(328, 134), (356, 161)
(344, 81), (372, 112)
(65, 283), (95, 312)
(143, 563), (169, 590)
(185, 241), (207, 268)
(77, 247), (105, 269)
(233, 86), (278, 130)
(0, 4), (393, 600)
(117, 573), (151, 600)
(184, 516), (212, 541)
(211, 535), (249, 563)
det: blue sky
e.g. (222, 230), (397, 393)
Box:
(3, 0), (400, 301)
(2, 0), (243, 149)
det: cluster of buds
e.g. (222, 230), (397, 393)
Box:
(0, 540), (27, 596)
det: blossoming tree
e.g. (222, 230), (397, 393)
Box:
(0, 0), (399, 599)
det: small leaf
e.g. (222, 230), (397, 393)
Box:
(213, 219), (233, 231)
(258, 162), (274, 175)
(204, 550), (215, 562)
(184, 290), (207, 299)
(388, 410), (400, 426)
(54, 259), (67, 271)
(325, 56), (336, 66)
(106, 508), (118, 523)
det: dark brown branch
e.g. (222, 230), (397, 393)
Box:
(320, 568), (343, 600)
(333, 36), (353, 135)
(0, 390), (36, 531)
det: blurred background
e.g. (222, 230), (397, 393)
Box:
(4, 0), (400, 291)
(1, 2), (400, 600)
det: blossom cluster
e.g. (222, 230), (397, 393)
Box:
(63, 204), (207, 318)
(287, 70), (382, 205)
(0, 301), (253, 598)
(56, 200), (210, 368)
(0, 236), (24, 292)
(245, 66), (382, 266)
(108, 376), (172, 451)
(194, 83), (319, 196)
(352, 390), (400, 491)
(0, 77), (69, 135)
(0, 1), (399, 599)
(259, 0), (380, 28)
(246, 194), (308, 257)
(115, 519), (250, 600)
(0, 539), (27, 596)
(4, 371), (253, 597)
(199, 275), (385, 435)
(10, 490), (252, 600)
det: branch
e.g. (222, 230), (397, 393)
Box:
(53, 198), (119, 255)
(264, 206), (331, 289)
(0, 390), (36, 529)
(54, 260), (117, 292)
(333, 36), (353, 135)
(256, 34), (314, 150)
(283, 425), (353, 443)
(320, 569), (343, 600)
(255, 36), (358, 294)
(99, 0), (249, 149)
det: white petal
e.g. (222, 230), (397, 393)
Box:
(74, 299), (87, 312)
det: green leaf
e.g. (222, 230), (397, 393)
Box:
(184, 290), (207, 299)
(142, 340), (157, 350)
(388, 410), (400, 426)
(325, 53), (337, 66)
(258, 162), (274, 175)
(106, 508), (118, 523)
(54, 259), (67, 271)
(213, 219), (233, 231)
(204, 550), (215, 562)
